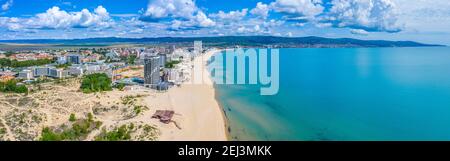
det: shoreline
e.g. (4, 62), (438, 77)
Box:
(201, 49), (230, 141)
(203, 49), (232, 141)
(157, 49), (228, 141)
(214, 86), (232, 141)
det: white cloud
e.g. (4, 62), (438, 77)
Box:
(350, 29), (369, 35)
(325, 0), (402, 32)
(315, 22), (332, 28)
(143, 0), (197, 20)
(263, 19), (284, 28)
(293, 22), (305, 27)
(169, 11), (215, 30)
(129, 28), (144, 34)
(1, 0), (12, 11)
(1, 0), (448, 42)
(0, 5), (113, 34)
(250, 2), (270, 19)
(393, 0), (450, 33)
(0, 17), (23, 31)
(237, 26), (246, 33)
(142, 0), (215, 31)
(194, 11), (215, 27)
(286, 32), (293, 37)
(210, 9), (248, 22)
(254, 25), (261, 32)
(270, 0), (324, 20)
(27, 6), (112, 29)
(234, 23), (272, 35)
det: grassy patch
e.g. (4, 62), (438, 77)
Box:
(95, 124), (133, 141)
(40, 113), (102, 141)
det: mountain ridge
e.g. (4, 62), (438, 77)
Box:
(0, 36), (444, 48)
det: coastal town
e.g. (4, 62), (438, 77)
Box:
(0, 42), (227, 141)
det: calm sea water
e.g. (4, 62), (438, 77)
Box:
(213, 47), (450, 141)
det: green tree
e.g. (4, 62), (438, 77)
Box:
(0, 58), (12, 69)
(0, 80), (28, 94)
(80, 73), (112, 93)
(69, 113), (76, 122)
(14, 85), (28, 94)
(128, 55), (137, 65)
(40, 127), (63, 141)
(5, 59), (55, 68)
(165, 60), (181, 68)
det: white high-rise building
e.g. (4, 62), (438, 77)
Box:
(144, 56), (161, 86)
(18, 70), (33, 80)
(194, 41), (203, 55)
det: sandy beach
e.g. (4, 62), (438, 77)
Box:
(157, 49), (227, 141)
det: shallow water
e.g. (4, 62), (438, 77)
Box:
(214, 47), (450, 141)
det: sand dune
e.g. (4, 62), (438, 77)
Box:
(0, 50), (227, 141)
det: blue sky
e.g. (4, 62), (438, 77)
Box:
(0, 0), (449, 45)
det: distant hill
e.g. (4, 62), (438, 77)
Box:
(0, 36), (444, 48)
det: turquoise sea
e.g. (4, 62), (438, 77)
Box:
(213, 47), (450, 141)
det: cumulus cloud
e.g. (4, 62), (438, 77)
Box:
(315, 22), (332, 28)
(324, 0), (402, 32)
(266, 0), (403, 33)
(129, 28), (144, 34)
(194, 11), (216, 27)
(169, 11), (215, 31)
(0, 17), (22, 31)
(393, 0), (450, 33)
(210, 9), (248, 22)
(1, 0), (12, 11)
(286, 32), (293, 37)
(262, 19), (284, 28)
(1, 0), (439, 39)
(350, 29), (369, 35)
(270, 0), (324, 20)
(234, 23), (272, 35)
(293, 22), (306, 27)
(27, 6), (112, 29)
(142, 0), (197, 21)
(237, 26), (246, 33)
(250, 2), (270, 19)
(141, 0), (215, 30)
(254, 25), (261, 32)
(0, 5), (112, 33)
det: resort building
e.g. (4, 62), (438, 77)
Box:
(158, 54), (167, 67)
(18, 70), (34, 80)
(85, 64), (101, 74)
(57, 56), (67, 64)
(33, 67), (50, 77)
(144, 56), (161, 86)
(68, 66), (84, 76)
(67, 54), (82, 64)
(194, 41), (203, 56)
(166, 68), (180, 83)
(48, 68), (69, 78)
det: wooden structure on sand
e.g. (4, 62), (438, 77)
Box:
(152, 110), (175, 124)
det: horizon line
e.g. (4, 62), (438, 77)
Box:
(0, 35), (443, 45)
